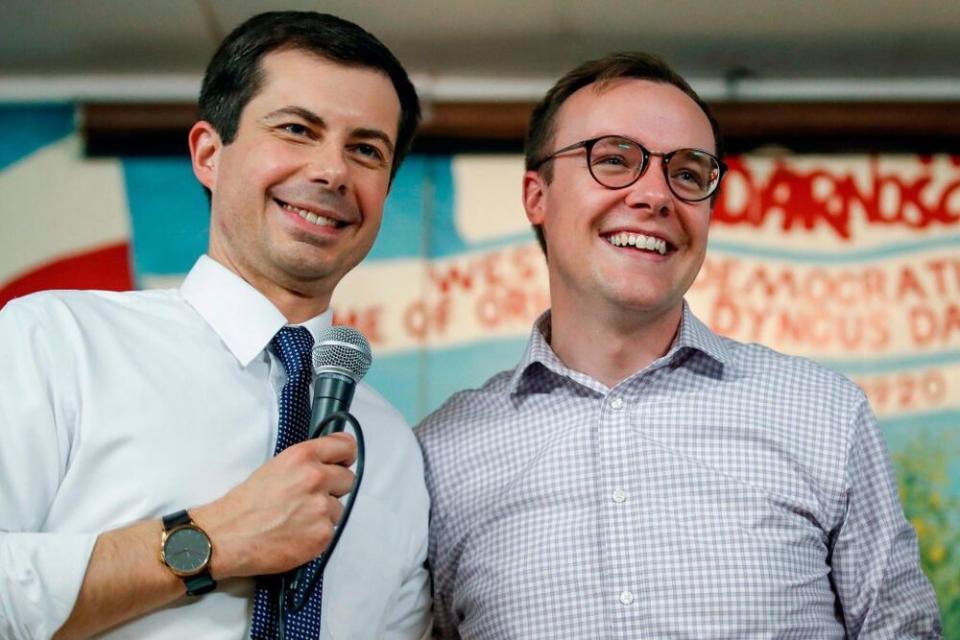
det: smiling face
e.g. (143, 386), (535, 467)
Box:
(190, 48), (400, 319)
(523, 78), (716, 329)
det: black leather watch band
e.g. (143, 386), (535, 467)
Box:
(161, 509), (217, 597)
(184, 572), (217, 596)
(162, 509), (191, 530)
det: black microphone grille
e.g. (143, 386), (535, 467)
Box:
(312, 326), (372, 381)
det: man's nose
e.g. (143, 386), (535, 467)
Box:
(306, 142), (349, 194)
(622, 157), (673, 216)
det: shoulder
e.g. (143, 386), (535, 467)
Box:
(415, 368), (514, 448)
(353, 381), (427, 493)
(724, 338), (865, 404)
(1, 289), (198, 378)
(1, 288), (174, 345)
(349, 383), (430, 566)
(354, 381), (417, 444)
(715, 337), (869, 454)
(2, 288), (180, 328)
(414, 368), (517, 504)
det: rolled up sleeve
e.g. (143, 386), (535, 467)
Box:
(0, 299), (96, 639)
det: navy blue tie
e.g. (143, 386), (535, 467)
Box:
(251, 326), (324, 639)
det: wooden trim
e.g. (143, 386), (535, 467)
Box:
(710, 102), (960, 138)
(83, 103), (199, 131)
(81, 101), (960, 155)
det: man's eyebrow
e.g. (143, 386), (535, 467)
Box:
(261, 106), (326, 127)
(260, 107), (395, 155)
(352, 128), (395, 156)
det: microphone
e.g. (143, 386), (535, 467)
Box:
(284, 325), (372, 613)
(308, 326), (372, 438)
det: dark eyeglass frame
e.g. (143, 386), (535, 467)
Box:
(532, 134), (727, 202)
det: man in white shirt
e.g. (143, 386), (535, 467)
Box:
(0, 11), (429, 639)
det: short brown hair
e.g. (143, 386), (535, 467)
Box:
(524, 52), (724, 255)
(199, 12), (420, 182)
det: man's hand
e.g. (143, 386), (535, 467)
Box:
(192, 432), (358, 579)
(54, 432), (357, 639)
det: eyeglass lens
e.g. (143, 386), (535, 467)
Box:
(588, 136), (720, 200)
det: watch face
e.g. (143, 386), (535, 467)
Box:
(163, 526), (211, 575)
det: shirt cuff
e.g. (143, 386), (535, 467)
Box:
(0, 532), (98, 639)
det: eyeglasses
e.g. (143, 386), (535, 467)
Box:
(532, 134), (726, 202)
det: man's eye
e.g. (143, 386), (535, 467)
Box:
(593, 155), (635, 169)
(352, 143), (386, 163)
(673, 169), (705, 186)
(281, 123), (310, 136)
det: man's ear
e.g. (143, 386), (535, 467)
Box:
(522, 170), (548, 226)
(188, 121), (222, 192)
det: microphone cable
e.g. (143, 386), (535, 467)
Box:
(277, 409), (365, 639)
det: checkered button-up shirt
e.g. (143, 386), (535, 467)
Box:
(417, 305), (941, 639)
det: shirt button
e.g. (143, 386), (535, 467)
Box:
(612, 488), (627, 503)
(610, 397), (624, 410)
(619, 590), (634, 605)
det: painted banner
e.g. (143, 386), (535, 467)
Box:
(1, 105), (958, 629)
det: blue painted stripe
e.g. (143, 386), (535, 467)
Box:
(459, 232), (539, 254)
(367, 337), (527, 425)
(121, 157), (210, 279)
(709, 236), (960, 263)
(431, 232), (960, 262)
(368, 156), (430, 259)
(0, 104), (75, 171)
(882, 410), (960, 434)
(817, 351), (960, 375)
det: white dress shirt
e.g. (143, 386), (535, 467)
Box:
(0, 255), (430, 639)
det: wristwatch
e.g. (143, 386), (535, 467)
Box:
(160, 510), (217, 596)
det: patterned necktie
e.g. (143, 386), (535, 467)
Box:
(251, 326), (324, 639)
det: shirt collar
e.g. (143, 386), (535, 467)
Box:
(507, 302), (730, 395)
(671, 301), (731, 367)
(507, 310), (600, 396)
(180, 255), (333, 367)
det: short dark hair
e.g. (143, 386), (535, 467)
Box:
(198, 11), (420, 181)
(524, 52), (724, 255)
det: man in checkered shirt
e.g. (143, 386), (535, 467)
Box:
(416, 52), (942, 639)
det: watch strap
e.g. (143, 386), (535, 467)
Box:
(160, 509), (217, 596)
(162, 509), (191, 530)
(185, 571), (217, 596)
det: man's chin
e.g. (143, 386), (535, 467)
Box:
(265, 259), (341, 291)
(605, 288), (682, 318)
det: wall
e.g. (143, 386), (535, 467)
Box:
(2, 104), (958, 629)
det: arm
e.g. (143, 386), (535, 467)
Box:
(829, 397), (942, 638)
(382, 533), (431, 640)
(0, 301), (96, 639)
(0, 298), (358, 639)
(54, 432), (357, 639)
(416, 438), (459, 640)
(425, 517), (460, 640)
